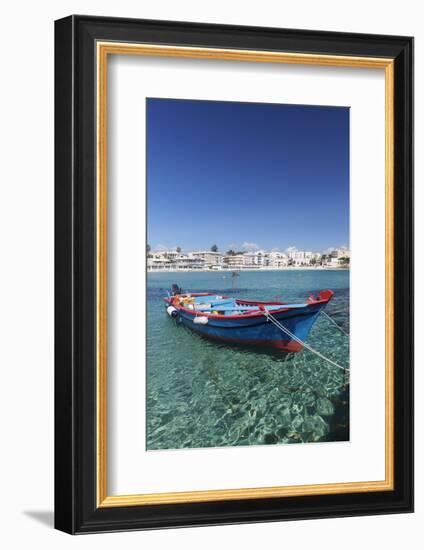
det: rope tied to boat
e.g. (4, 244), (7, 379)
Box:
(263, 309), (349, 372)
(320, 310), (349, 336)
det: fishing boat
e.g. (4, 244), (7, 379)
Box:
(164, 287), (334, 352)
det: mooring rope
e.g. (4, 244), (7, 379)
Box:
(263, 309), (349, 372)
(320, 310), (349, 336)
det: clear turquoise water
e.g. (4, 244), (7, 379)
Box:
(147, 270), (350, 450)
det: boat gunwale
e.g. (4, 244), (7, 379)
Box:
(164, 290), (333, 321)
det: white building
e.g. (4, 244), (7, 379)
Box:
(191, 251), (224, 268)
(287, 250), (308, 264)
(268, 251), (288, 268)
(223, 254), (245, 269)
(326, 247), (349, 259)
(286, 249), (322, 266)
(254, 250), (268, 266)
(242, 253), (261, 268)
(147, 252), (174, 271)
(159, 250), (179, 260)
(174, 254), (205, 270)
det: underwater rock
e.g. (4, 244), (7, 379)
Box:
(316, 397), (335, 416)
(304, 414), (329, 438)
(213, 420), (228, 436)
(264, 432), (278, 444)
(291, 414), (304, 431)
(228, 425), (241, 440)
(276, 426), (287, 438)
(160, 412), (174, 424)
(279, 408), (292, 428)
(228, 393), (240, 405)
(241, 424), (253, 438)
(279, 395), (292, 409)
(286, 430), (301, 441)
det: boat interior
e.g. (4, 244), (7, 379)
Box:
(174, 294), (307, 316)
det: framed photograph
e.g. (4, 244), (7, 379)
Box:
(54, 15), (413, 534)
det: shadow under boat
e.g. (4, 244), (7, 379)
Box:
(176, 320), (298, 361)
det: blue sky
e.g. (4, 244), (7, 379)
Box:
(147, 98), (349, 253)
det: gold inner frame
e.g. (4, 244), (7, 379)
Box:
(96, 42), (395, 508)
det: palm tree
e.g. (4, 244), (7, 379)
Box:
(211, 244), (218, 252)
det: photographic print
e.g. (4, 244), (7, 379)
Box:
(146, 98), (350, 451)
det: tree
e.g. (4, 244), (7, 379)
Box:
(339, 256), (350, 266)
(226, 249), (236, 256)
(176, 246), (181, 253)
(211, 244), (218, 252)
(147, 244), (151, 254)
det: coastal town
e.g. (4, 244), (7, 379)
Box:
(147, 245), (350, 272)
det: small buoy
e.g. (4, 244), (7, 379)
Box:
(166, 306), (179, 318)
(193, 316), (208, 325)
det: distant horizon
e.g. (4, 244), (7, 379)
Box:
(147, 98), (349, 251)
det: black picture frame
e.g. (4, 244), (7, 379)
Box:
(55, 15), (413, 534)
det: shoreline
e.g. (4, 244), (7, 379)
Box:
(147, 267), (350, 274)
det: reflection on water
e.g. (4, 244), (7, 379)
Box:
(147, 270), (350, 450)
